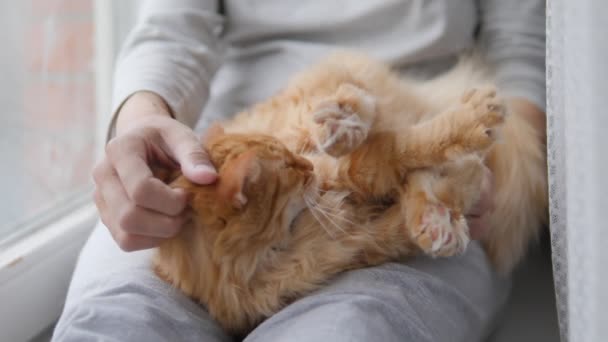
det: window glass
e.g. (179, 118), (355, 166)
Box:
(0, 0), (95, 245)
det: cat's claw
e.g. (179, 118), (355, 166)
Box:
(313, 84), (375, 157)
(458, 86), (507, 151)
(413, 203), (470, 257)
(314, 110), (369, 157)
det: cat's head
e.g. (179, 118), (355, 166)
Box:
(171, 124), (315, 241)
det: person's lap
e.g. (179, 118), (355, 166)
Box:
(52, 222), (510, 342)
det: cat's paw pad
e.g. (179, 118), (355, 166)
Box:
(459, 86), (507, 148)
(313, 101), (370, 157)
(413, 203), (470, 257)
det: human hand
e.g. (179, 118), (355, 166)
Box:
(93, 91), (217, 251)
(466, 165), (495, 240)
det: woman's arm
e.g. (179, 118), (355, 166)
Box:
(111, 0), (224, 130)
(95, 0), (224, 251)
(478, 0), (547, 141)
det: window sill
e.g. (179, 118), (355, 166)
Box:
(0, 204), (98, 342)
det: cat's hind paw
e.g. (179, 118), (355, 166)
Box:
(412, 203), (470, 257)
(456, 86), (507, 152)
(312, 84), (375, 157)
(313, 109), (369, 157)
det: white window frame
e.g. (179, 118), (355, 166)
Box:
(0, 1), (119, 341)
(0, 205), (98, 341)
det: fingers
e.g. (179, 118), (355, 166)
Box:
(101, 163), (185, 237)
(93, 158), (186, 251)
(113, 234), (167, 252)
(95, 96), (211, 251)
(162, 127), (218, 185)
(106, 135), (188, 215)
(94, 188), (167, 251)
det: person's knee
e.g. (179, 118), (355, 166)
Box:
(248, 259), (503, 342)
(54, 273), (231, 342)
(247, 266), (440, 342)
(325, 292), (430, 340)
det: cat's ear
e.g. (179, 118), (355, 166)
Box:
(203, 123), (225, 147)
(217, 150), (261, 209)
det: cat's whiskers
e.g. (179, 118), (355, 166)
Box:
(317, 207), (357, 227)
(319, 205), (377, 238)
(303, 193), (347, 237)
(308, 189), (356, 223)
(302, 185), (361, 236)
(303, 196), (336, 239)
(305, 196), (350, 237)
(307, 199), (356, 226)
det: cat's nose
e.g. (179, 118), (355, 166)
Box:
(294, 155), (314, 171)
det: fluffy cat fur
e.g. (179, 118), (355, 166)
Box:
(153, 52), (548, 334)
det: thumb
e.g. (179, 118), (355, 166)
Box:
(168, 131), (218, 185)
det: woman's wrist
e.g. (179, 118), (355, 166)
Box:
(116, 91), (174, 135)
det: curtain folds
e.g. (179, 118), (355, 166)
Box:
(546, 1), (608, 341)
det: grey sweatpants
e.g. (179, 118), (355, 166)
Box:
(52, 222), (510, 341)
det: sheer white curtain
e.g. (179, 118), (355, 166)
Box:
(547, 1), (608, 341)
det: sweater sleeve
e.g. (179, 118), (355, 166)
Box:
(477, 0), (546, 111)
(110, 0), (224, 132)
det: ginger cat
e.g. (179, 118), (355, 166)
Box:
(154, 52), (547, 335)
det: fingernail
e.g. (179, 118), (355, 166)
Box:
(195, 163), (217, 174)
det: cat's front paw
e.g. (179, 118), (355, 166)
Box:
(312, 84), (375, 157)
(412, 202), (470, 257)
(457, 86), (507, 152)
